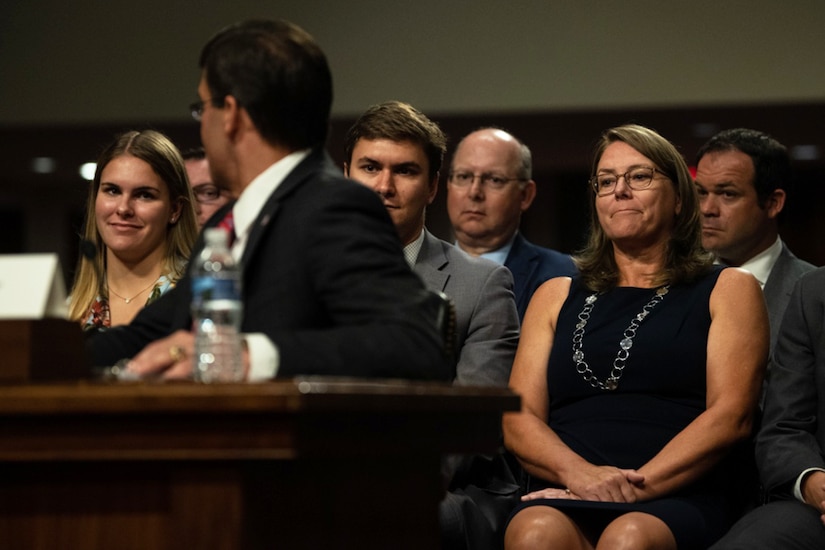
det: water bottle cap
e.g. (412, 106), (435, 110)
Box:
(204, 228), (230, 246)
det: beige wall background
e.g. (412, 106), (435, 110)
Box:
(2, 1), (824, 125)
(2, 1), (824, 279)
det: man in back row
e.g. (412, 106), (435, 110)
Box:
(710, 267), (825, 549)
(90, 19), (449, 381)
(446, 128), (576, 320)
(694, 128), (815, 356)
(343, 101), (519, 387)
(181, 146), (234, 228)
(343, 101), (521, 550)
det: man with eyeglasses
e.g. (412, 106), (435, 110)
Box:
(88, 19), (450, 383)
(181, 146), (234, 228)
(447, 128), (576, 320)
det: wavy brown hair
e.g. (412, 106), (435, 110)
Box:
(575, 124), (713, 292)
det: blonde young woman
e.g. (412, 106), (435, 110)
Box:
(69, 130), (198, 329)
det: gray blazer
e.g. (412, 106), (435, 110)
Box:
(414, 230), (520, 387)
(756, 267), (825, 499)
(763, 243), (816, 354)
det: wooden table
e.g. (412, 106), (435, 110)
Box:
(0, 378), (519, 549)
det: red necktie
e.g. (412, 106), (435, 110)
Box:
(217, 209), (236, 248)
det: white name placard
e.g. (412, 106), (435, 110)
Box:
(0, 254), (68, 319)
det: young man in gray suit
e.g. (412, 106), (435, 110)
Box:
(344, 101), (521, 550)
(710, 267), (825, 549)
(344, 101), (520, 387)
(695, 128), (816, 355)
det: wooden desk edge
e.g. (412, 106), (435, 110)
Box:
(0, 377), (521, 415)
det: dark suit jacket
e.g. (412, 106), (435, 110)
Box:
(504, 233), (577, 320)
(763, 242), (816, 354)
(90, 149), (450, 381)
(756, 267), (825, 499)
(414, 230), (519, 387)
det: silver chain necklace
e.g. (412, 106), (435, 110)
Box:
(572, 285), (670, 391)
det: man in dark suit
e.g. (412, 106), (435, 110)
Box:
(90, 19), (449, 381)
(695, 128), (815, 355)
(343, 101), (519, 387)
(344, 101), (521, 550)
(446, 128), (576, 320)
(710, 268), (825, 549)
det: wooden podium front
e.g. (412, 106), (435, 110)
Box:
(0, 379), (519, 549)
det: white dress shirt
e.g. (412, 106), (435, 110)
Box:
(736, 236), (783, 289)
(454, 232), (517, 265)
(229, 149), (310, 381)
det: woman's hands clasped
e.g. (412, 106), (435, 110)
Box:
(521, 464), (645, 503)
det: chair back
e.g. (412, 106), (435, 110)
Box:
(425, 290), (457, 376)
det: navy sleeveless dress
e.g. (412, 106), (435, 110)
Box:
(511, 266), (738, 549)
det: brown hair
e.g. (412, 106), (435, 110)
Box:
(575, 124), (713, 291)
(344, 100), (446, 181)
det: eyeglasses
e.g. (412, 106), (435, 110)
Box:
(590, 167), (667, 196)
(192, 184), (225, 204)
(448, 172), (527, 191)
(189, 97), (222, 122)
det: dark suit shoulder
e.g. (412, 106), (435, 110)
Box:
(507, 234), (576, 275)
(279, 155), (394, 224)
(534, 246), (577, 272)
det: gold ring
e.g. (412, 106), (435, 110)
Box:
(169, 345), (186, 363)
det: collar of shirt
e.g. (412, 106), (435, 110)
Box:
(477, 232), (517, 265)
(402, 229), (426, 268)
(452, 232), (516, 265)
(230, 149), (311, 260)
(735, 236), (783, 289)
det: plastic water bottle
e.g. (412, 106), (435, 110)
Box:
(191, 228), (244, 382)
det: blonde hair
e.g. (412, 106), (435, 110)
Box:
(68, 130), (198, 323)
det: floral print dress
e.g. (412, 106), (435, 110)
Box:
(83, 274), (177, 330)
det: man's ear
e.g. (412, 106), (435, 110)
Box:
(520, 180), (537, 212)
(222, 95), (241, 138)
(765, 188), (786, 219)
(343, 162), (349, 177)
(427, 172), (439, 205)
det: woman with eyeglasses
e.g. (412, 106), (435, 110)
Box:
(503, 124), (767, 550)
(68, 130), (198, 329)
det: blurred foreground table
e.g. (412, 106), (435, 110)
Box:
(0, 378), (519, 549)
